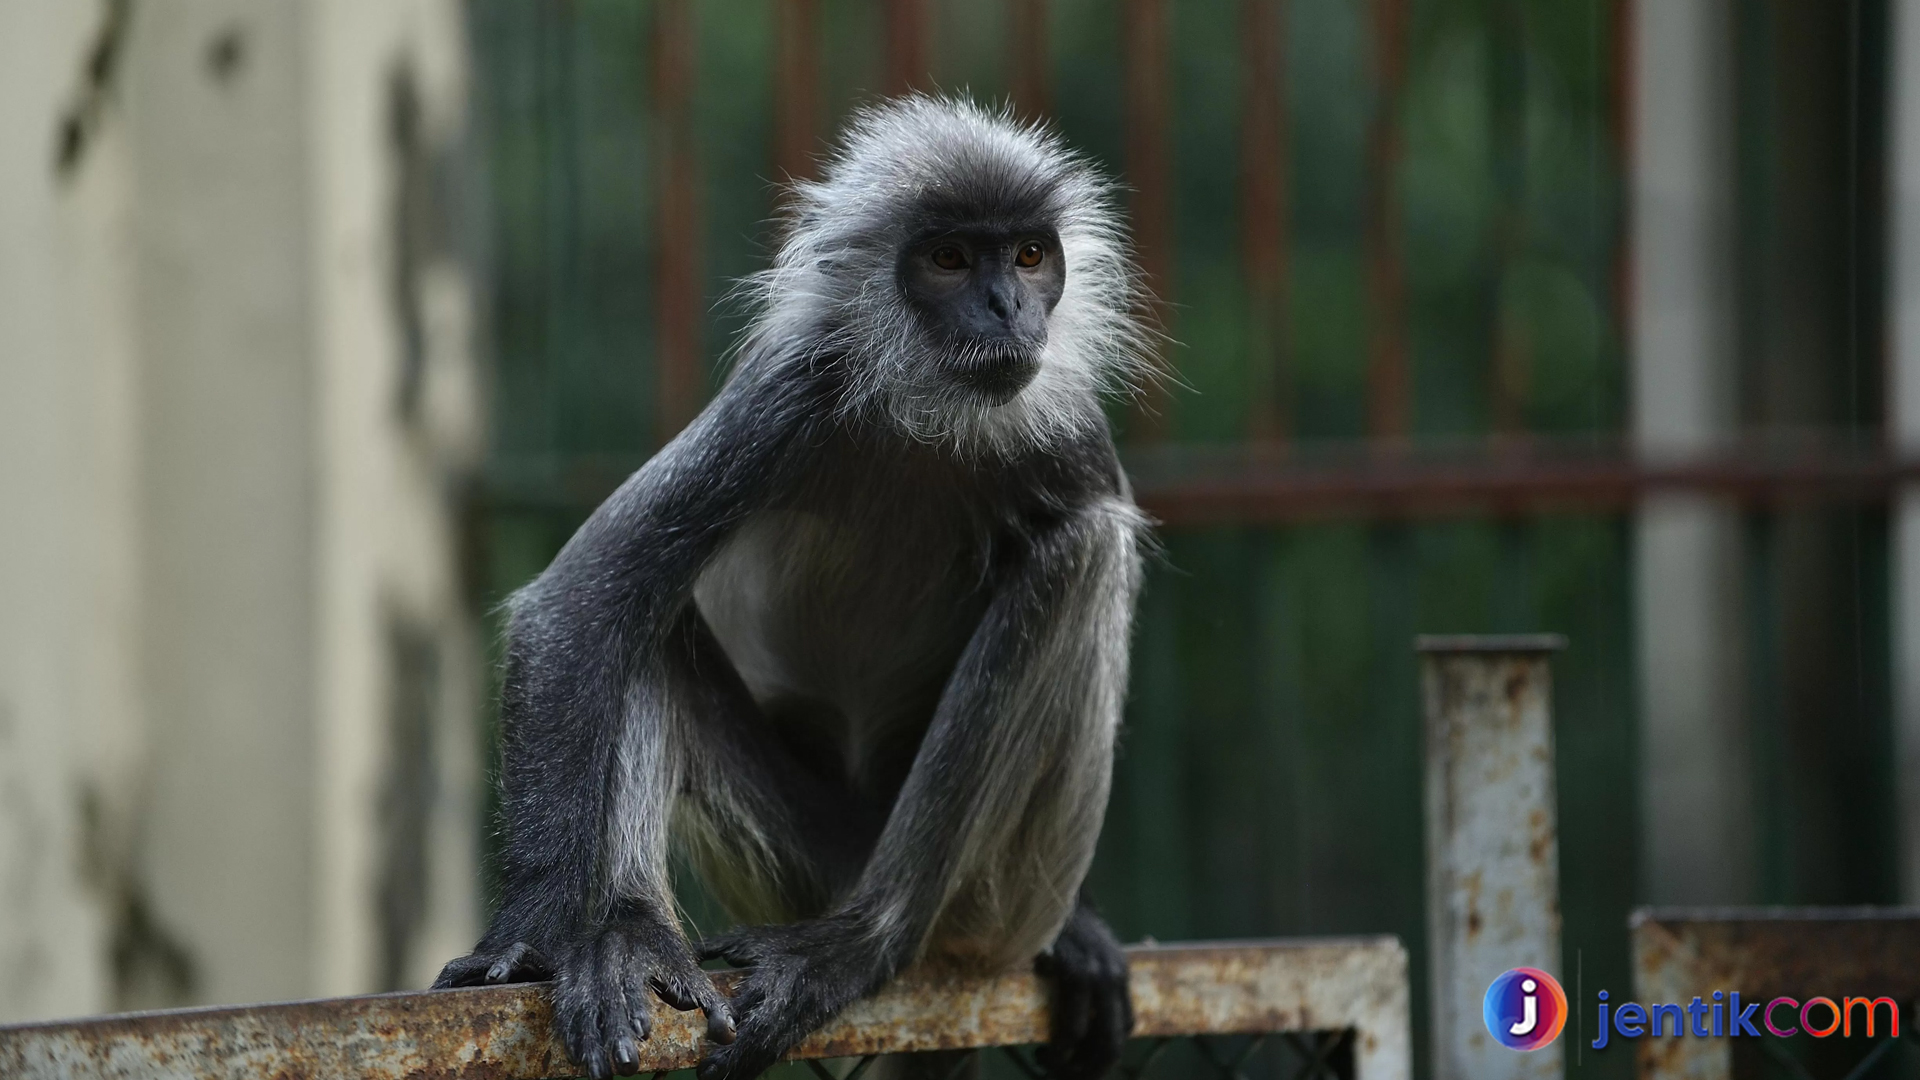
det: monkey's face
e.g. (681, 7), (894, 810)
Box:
(898, 228), (1067, 405)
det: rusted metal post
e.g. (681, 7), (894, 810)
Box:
(882, 0), (931, 97)
(0, 939), (1411, 1079)
(1420, 634), (1567, 1080)
(1364, 0), (1409, 445)
(1122, 0), (1172, 442)
(1240, 0), (1290, 443)
(773, 0), (820, 186)
(653, 0), (704, 441)
(1008, 0), (1051, 122)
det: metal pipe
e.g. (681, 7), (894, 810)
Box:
(1421, 634), (1567, 1080)
(0, 938), (1411, 1080)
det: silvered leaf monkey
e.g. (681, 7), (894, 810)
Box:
(434, 95), (1152, 1080)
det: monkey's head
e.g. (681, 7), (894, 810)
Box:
(741, 96), (1154, 453)
(897, 208), (1064, 406)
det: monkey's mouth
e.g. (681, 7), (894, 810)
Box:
(947, 344), (1040, 405)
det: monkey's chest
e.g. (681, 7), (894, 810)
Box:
(692, 508), (991, 779)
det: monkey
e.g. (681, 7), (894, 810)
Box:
(433, 95), (1154, 1080)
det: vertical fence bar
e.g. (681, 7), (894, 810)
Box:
(883, 0), (931, 97)
(1890, 0), (1920, 908)
(1365, 0), (1409, 443)
(1009, 0), (1051, 121)
(774, 0), (820, 186)
(1241, 0), (1290, 442)
(653, 0), (703, 442)
(1488, 0), (1528, 439)
(1419, 634), (1567, 1080)
(1124, 0), (1173, 442)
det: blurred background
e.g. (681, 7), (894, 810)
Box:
(1, 1), (1915, 1077)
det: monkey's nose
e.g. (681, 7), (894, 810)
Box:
(984, 280), (1018, 324)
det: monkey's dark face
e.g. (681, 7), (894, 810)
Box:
(898, 228), (1066, 404)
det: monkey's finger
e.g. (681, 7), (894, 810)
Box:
(693, 980), (739, 1044)
(488, 941), (552, 985)
(555, 990), (611, 1080)
(431, 952), (491, 989)
(601, 986), (642, 1078)
(651, 971), (738, 1044)
(559, 940), (618, 1080)
(616, 947), (654, 1047)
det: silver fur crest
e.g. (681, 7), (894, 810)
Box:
(733, 95), (1154, 453)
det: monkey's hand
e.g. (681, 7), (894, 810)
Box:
(693, 915), (893, 1080)
(1034, 905), (1134, 1080)
(538, 918), (738, 1080)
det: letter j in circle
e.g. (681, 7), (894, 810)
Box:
(1485, 968), (1568, 1051)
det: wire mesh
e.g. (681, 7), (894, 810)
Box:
(774, 1031), (1357, 1080)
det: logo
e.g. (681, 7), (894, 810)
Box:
(1485, 967), (1568, 1051)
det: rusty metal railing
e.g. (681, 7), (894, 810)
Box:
(1632, 908), (1920, 1080)
(0, 938), (1409, 1080)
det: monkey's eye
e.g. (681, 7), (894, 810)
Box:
(930, 245), (968, 271)
(1015, 241), (1045, 268)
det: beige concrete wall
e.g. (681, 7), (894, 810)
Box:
(0, 0), (141, 1024)
(0, 0), (481, 1022)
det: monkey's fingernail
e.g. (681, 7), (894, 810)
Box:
(611, 1036), (639, 1075)
(708, 1008), (737, 1044)
(486, 960), (511, 983)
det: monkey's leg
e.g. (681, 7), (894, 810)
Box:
(696, 499), (1144, 1080)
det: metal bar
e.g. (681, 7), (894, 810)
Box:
(653, 0), (703, 442)
(1240, 0), (1290, 442)
(1008, 0), (1051, 121)
(1123, 0), (1174, 442)
(1126, 445), (1920, 526)
(1420, 636), (1566, 1080)
(476, 445), (1920, 522)
(1365, 0), (1409, 442)
(1631, 908), (1920, 1080)
(774, 0), (821, 185)
(0, 939), (1411, 1080)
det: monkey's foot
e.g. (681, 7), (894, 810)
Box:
(1034, 911), (1134, 1080)
(546, 921), (737, 1080)
(693, 916), (891, 1080)
(432, 940), (554, 988)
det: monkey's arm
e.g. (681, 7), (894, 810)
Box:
(698, 494), (1144, 1080)
(433, 364), (826, 1079)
